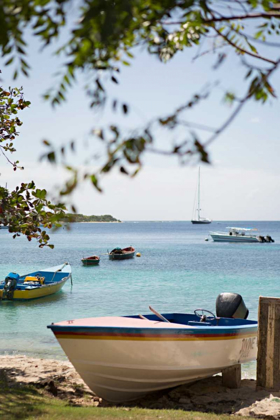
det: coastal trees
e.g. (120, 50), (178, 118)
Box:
(0, 0), (280, 238)
(0, 83), (66, 247)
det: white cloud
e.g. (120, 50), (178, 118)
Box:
(250, 117), (260, 124)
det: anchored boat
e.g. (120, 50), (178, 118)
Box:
(191, 167), (211, 224)
(48, 293), (257, 403)
(210, 227), (275, 243)
(109, 247), (135, 260)
(81, 255), (100, 266)
(0, 263), (71, 301)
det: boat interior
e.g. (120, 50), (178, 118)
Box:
(84, 256), (99, 260)
(111, 247), (135, 254)
(127, 312), (258, 327)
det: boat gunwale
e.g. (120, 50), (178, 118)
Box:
(48, 315), (258, 334)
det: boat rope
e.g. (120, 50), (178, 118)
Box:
(50, 262), (69, 283)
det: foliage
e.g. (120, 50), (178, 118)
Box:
(1, 0), (280, 195)
(0, 83), (66, 247)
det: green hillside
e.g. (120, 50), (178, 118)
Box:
(63, 214), (121, 223)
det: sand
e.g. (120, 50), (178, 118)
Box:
(1, 355), (280, 418)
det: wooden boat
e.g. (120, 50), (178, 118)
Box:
(0, 263), (71, 301)
(81, 255), (100, 266)
(48, 298), (257, 403)
(109, 246), (135, 260)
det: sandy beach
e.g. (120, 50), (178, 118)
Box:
(1, 355), (280, 418)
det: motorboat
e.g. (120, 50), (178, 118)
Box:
(210, 227), (275, 243)
(109, 247), (135, 260)
(191, 167), (211, 224)
(48, 293), (257, 402)
(0, 263), (71, 301)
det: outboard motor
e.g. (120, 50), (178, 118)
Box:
(2, 272), (20, 300)
(265, 235), (275, 243)
(216, 293), (249, 319)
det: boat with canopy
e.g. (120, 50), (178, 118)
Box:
(0, 263), (71, 301)
(210, 227), (275, 243)
(48, 293), (257, 403)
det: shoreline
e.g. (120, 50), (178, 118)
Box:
(69, 221), (122, 223)
(0, 355), (279, 418)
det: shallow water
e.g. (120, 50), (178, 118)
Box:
(0, 221), (279, 378)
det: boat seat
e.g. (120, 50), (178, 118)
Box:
(24, 276), (45, 285)
(188, 321), (211, 326)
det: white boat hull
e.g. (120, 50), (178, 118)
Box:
(210, 233), (259, 243)
(52, 317), (257, 402)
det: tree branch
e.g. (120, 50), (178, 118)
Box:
(162, 11), (280, 25)
(213, 28), (277, 65)
(203, 57), (280, 148)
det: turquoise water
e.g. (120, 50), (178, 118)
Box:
(0, 221), (279, 377)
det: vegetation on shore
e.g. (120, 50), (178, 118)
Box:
(63, 214), (121, 223)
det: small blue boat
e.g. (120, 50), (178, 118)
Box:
(0, 263), (71, 301)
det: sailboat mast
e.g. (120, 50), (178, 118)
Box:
(197, 167), (200, 220)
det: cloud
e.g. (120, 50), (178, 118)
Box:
(250, 117), (260, 124)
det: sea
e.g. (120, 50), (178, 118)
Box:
(0, 221), (279, 378)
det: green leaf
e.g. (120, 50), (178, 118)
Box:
(5, 57), (14, 65)
(122, 103), (128, 114)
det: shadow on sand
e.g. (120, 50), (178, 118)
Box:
(1, 361), (280, 418)
(0, 368), (46, 419)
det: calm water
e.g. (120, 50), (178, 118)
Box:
(0, 221), (279, 377)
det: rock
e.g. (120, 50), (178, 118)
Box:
(236, 394), (280, 419)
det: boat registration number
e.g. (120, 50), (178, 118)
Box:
(239, 337), (257, 358)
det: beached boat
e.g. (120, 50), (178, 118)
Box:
(109, 247), (135, 260)
(48, 294), (257, 402)
(210, 227), (275, 243)
(0, 263), (71, 301)
(191, 167), (211, 224)
(81, 255), (100, 266)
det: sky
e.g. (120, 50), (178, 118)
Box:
(1, 12), (280, 221)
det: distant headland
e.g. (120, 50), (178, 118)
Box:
(63, 214), (121, 223)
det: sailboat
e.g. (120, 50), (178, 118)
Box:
(191, 167), (212, 224)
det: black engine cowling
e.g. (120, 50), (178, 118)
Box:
(216, 293), (249, 319)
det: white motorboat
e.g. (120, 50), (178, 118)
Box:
(210, 227), (274, 243)
(191, 167), (211, 224)
(48, 294), (257, 402)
